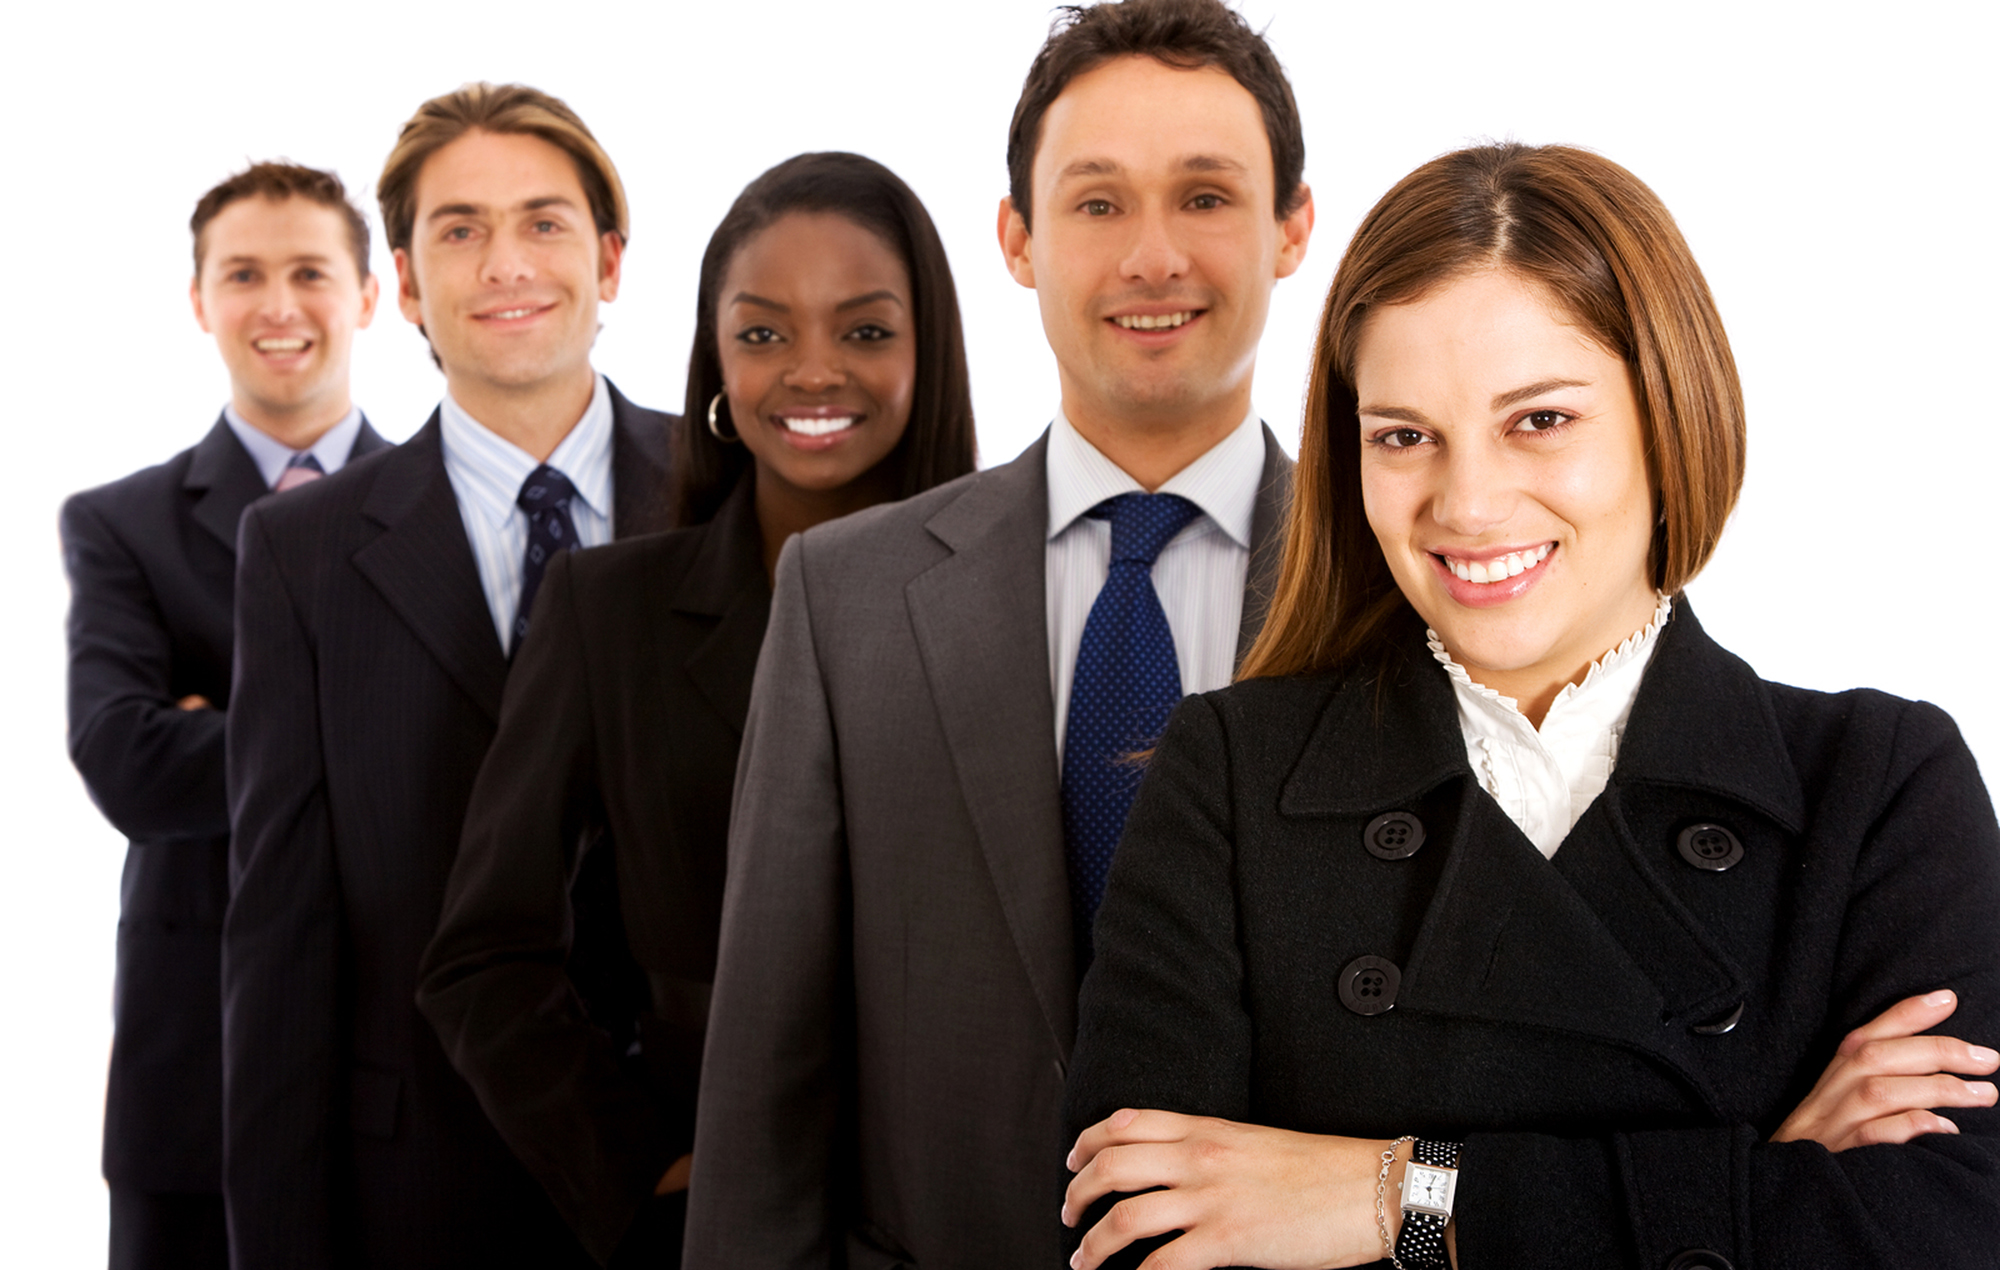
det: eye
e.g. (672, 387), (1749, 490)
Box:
(298, 267), (324, 282)
(847, 323), (895, 342)
(1187, 193), (1224, 210)
(227, 269), (256, 284)
(1081, 199), (1114, 217)
(444, 225), (473, 241)
(532, 218), (559, 233)
(736, 326), (781, 346)
(1371, 427), (1431, 450)
(1513, 408), (1575, 434)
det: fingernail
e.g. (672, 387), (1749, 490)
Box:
(1065, 1149), (1076, 1170)
(1971, 1046), (1998, 1065)
(1941, 1117), (1961, 1134)
(1925, 989), (1955, 1007)
(1070, 1250), (1083, 1268)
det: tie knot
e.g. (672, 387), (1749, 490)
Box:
(517, 465), (578, 515)
(1090, 493), (1202, 566)
(274, 453), (324, 492)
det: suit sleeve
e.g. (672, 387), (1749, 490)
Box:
(418, 552), (668, 1264)
(1450, 700), (2000, 1269)
(221, 503), (343, 1270)
(684, 535), (849, 1270)
(60, 493), (228, 839)
(1063, 694), (1252, 1264)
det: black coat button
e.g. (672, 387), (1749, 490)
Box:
(1338, 956), (1400, 1015)
(1676, 823), (1744, 871)
(1664, 1250), (1734, 1270)
(1363, 811), (1426, 860)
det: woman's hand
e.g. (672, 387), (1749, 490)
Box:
(1772, 989), (1998, 1151)
(1062, 1109), (1400, 1270)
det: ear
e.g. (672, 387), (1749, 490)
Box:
(394, 247), (424, 325)
(190, 274), (211, 333)
(357, 272), (381, 330)
(1273, 183), (1315, 281)
(997, 196), (1035, 289)
(597, 231), (624, 303)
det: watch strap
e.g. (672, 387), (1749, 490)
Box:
(1394, 1138), (1462, 1270)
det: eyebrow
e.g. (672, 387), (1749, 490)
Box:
(1358, 378), (1595, 425)
(729, 291), (787, 312)
(215, 253), (334, 268)
(1056, 154), (1250, 181)
(425, 194), (580, 223)
(836, 290), (904, 312)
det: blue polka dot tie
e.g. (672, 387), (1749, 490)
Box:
(512, 465), (580, 654)
(1061, 492), (1202, 969)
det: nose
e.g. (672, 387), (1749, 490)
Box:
(1430, 436), (1516, 537)
(1118, 204), (1190, 286)
(478, 229), (535, 287)
(781, 327), (845, 393)
(260, 279), (302, 325)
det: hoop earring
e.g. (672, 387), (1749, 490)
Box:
(707, 392), (740, 443)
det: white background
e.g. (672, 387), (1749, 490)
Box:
(4, 0), (1994, 1260)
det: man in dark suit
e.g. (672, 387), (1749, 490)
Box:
(683, 2), (1315, 1265)
(222, 84), (673, 1270)
(61, 161), (388, 1270)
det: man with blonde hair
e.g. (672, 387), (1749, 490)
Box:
(223, 83), (674, 1269)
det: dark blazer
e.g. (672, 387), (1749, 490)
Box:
(223, 384), (673, 1270)
(1066, 602), (2000, 1269)
(684, 429), (1293, 1270)
(60, 415), (387, 1193)
(418, 474), (769, 1261)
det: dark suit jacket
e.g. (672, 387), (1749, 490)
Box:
(223, 384), (673, 1270)
(60, 414), (387, 1193)
(418, 474), (769, 1261)
(684, 429), (1293, 1269)
(1066, 602), (2000, 1269)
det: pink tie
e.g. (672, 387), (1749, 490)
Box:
(275, 455), (324, 491)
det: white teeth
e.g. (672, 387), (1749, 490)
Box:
(1114, 311), (1194, 330)
(489, 307), (538, 320)
(1446, 543), (1550, 583)
(782, 415), (857, 437)
(255, 338), (307, 352)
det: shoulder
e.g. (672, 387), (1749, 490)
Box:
(239, 440), (403, 551)
(62, 445), (198, 533)
(791, 465), (988, 579)
(1765, 679), (1973, 791)
(562, 523), (709, 595)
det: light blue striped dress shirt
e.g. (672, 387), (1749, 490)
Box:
(438, 374), (615, 652)
(223, 405), (366, 488)
(1046, 408), (1264, 759)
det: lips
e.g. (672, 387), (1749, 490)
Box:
(253, 336), (310, 353)
(1112, 311), (1197, 330)
(779, 414), (857, 437)
(1438, 543), (1553, 584)
(474, 301), (555, 322)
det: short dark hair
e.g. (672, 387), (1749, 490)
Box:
(190, 161), (370, 279)
(378, 82), (626, 258)
(1006, 0), (1306, 231)
(675, 152), (978, 527)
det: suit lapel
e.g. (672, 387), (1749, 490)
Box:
(674, 474), (770, 734)
(905, 437), (1076, 1055)
(185, 415), (269, 553)
(608, 380), (674, 538)
(1235, 425), (1294, 666)
(351, 416), (393, 460)
(350, 416), (507, 721)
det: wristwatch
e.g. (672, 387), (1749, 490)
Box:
(1395, 1137), (1461, 1270)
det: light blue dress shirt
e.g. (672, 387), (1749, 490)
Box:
(438, 374), (615, 652)
(223, 406), (366, 489)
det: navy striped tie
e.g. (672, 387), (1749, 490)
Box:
(513, 465), (580, 654)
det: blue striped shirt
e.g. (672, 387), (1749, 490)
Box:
(438, 374), (615, 652)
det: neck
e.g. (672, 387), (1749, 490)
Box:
(445, 363), (597, 462)
(231, 388), (353, 451)
(752, 462), (901, 582)
(1060, 380), (1250, 491)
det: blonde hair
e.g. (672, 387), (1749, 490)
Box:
(377, 82), (628, 257)
(1240, 143), (1745, 682)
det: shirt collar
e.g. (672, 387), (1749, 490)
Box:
(1045, 406), (1263, 547)
(223, 405), (365, 490)
(437, 373), (614, 528)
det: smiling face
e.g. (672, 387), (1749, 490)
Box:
(393, 129), (620, 411)
(191, 195), (377, 434)
(1001, 55), (1310, 448)
(717, 211), (917, 507)
(1355, 268), (1661, 716)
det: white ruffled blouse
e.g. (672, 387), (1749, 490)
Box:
(1428, 594), (1674, 859)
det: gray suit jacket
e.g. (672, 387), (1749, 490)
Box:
(685, 428), (1292, 1269)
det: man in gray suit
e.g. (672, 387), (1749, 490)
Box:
(685, 2), (1315, 1264)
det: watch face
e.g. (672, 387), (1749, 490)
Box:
(1404, 1163), (1457, 1215)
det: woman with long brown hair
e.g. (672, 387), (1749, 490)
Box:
(1060, 143), (2000, 1268)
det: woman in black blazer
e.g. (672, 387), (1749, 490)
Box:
(1062, 144), (2000, 1269)
(416, 152), (977, 1267)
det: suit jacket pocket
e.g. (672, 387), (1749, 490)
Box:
(348, 1065), (402, 1139)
